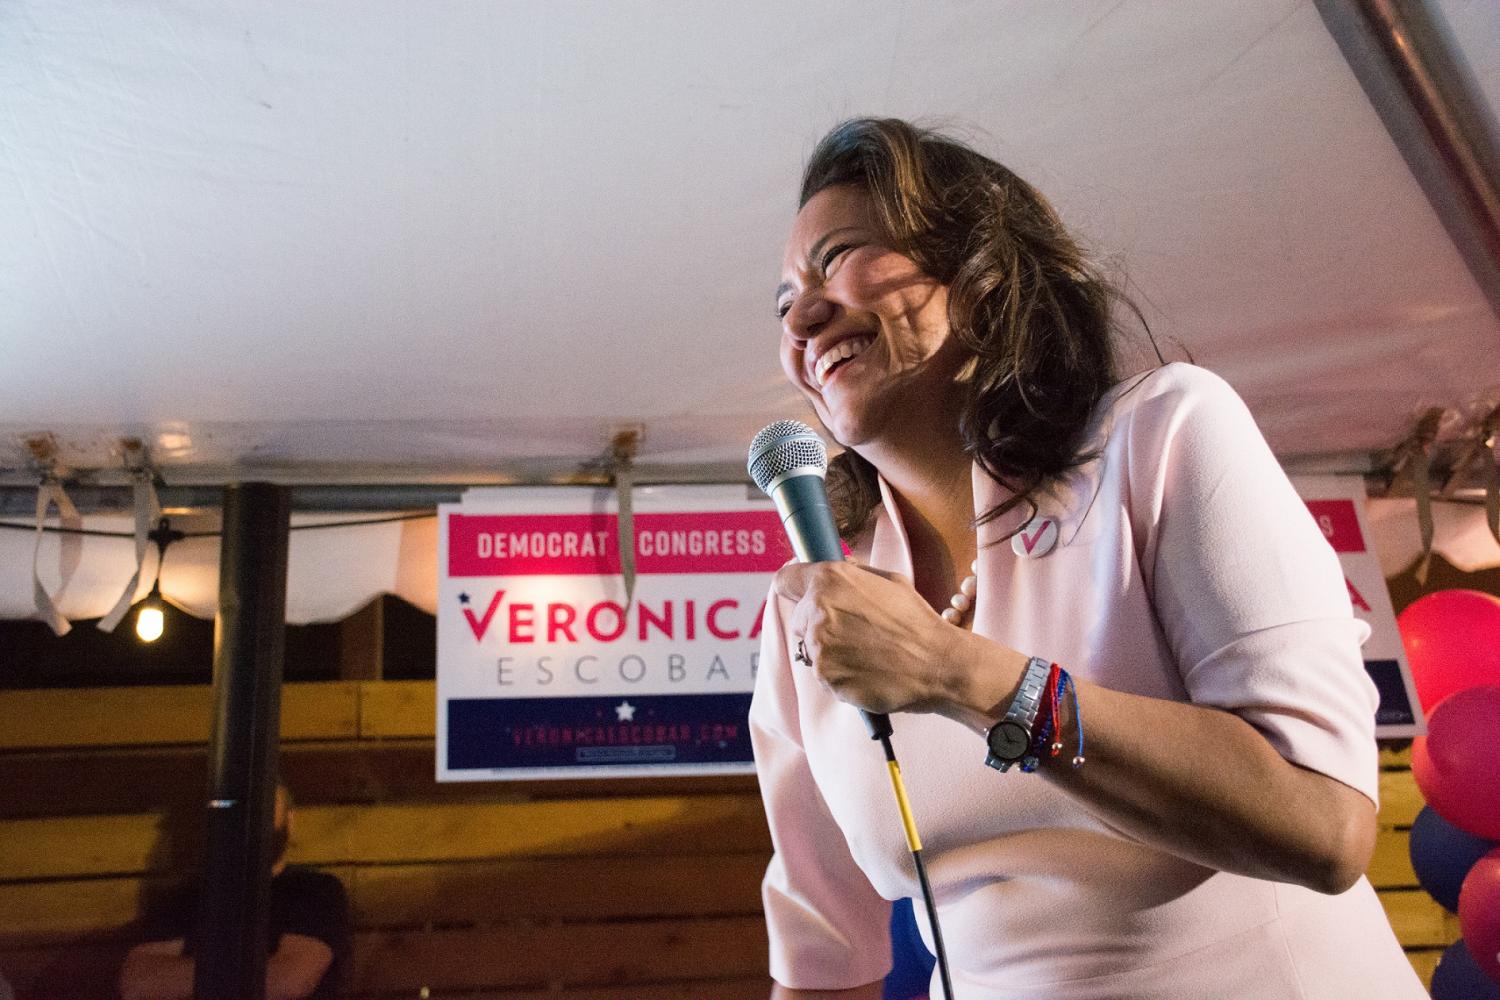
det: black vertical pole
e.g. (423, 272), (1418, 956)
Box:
(194, 482), (291, 1000)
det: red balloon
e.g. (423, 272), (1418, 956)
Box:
(1413, 686), (1500, 840)
(1398, 589), (1500, 713)
(1459, 847), (1500, 985)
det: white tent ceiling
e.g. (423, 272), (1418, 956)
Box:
(2, 0), (1498, 485)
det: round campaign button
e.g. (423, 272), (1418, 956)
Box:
(1012, 515), (1058, 558)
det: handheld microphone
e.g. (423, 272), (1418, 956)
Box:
(748, 420), (893, 740)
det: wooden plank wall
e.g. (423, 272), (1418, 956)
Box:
(0, 681), (772, 999)
(0, 682), (1457, 996)
(1374, 743), (1459, 988)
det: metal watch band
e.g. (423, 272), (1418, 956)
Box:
(986, 656), (1052, 772)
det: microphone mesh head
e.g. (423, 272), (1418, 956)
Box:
(748, 419), (828, 494)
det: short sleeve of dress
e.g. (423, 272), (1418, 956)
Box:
(1125, 364), (1379, 803)
(272, 867), (349, 953)
(750, 587), (893, 991)
(138, 880), (197, 941)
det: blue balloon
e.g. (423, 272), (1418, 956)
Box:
(1411, 805), (1497, 912)
(1432, 940), (1500, 999)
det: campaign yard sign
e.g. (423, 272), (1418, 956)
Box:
(437, 485), (790, 780)
(1292, 475), (1424, 738)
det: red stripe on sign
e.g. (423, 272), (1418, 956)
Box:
(448, 510), (791, 577)
(1305, 500), (1365, 553)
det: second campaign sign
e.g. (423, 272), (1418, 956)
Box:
(437, 485), (790, 780)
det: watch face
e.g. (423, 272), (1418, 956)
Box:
(987, 720), (1030, 761)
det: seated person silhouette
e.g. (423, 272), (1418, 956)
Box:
(119, 783), (347, 1000)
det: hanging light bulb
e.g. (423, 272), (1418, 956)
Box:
(136, 587), (165, 642)
(136, 517), (183, 643)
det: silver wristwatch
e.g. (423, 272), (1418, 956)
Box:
(984, 656), (1051, 772)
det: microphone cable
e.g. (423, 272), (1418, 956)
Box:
(877, 730), (956, 999)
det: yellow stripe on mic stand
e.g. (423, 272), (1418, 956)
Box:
(886, 759), (923, 852)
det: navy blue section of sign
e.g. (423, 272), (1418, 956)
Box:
(1366, 659), (1416, 726)
(447, 693), (755, 770)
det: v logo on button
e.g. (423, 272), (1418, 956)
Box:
(1019, 520), (1051, 554)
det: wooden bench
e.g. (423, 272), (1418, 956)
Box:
(0, 681), (772, 998)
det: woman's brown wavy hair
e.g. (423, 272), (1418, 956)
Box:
(800, 117), (1141, 537)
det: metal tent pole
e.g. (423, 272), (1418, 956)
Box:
(1316, 0), (1500, 322)
(193, 482), (291, 1000)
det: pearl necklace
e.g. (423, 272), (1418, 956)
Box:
(940, 559), (979, 624)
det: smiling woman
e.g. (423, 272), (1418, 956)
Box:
(750, 119), (1427, 1000)
(777, 185), (961, 459)
(779, 119), (1126, 541)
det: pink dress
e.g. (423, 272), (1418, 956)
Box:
(750, 364), (1426, 999)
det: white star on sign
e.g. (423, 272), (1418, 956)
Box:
(615, 700), (636, 722)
